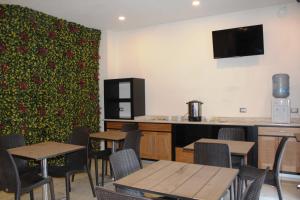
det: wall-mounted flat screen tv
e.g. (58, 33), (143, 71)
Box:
(212, 24), (264, 59)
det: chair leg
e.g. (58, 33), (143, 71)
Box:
(95, 158), (99, 186)
(48, 178), (56, 200)
(65, 174), (70, 200)
(15, 193), (21, 200)
(102, 159), (106, 186)
(229, 184), (234, 200)
(71, 174), (75, 182)
(87, 169), (96, 197)
(276, 177), (283, 200)
(29, 190), (34, 200)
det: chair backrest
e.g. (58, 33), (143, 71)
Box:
(0, 150), (20, 193)
(194, 142), (231, 168)
(273, 137), (288, 177)
(0, 134), (27, 172)
(109, 149), (141, 180)
(95, 186), (150, 200)
(242, 167), (268, 200)
(121, 123), (138, 132)
(67, 127), (90, 170)
(218, 127), (246, 141)
(109, 149), (143, 197)
(123, 130), (142, 162)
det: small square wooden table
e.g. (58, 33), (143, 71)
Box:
(184, 138), (255, 165)
(114, 160), (238, 200)
(90, 130), (127, 152)
(8, 141), (85, 200)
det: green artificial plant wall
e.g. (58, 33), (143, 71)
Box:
(0, 4), (100, 144)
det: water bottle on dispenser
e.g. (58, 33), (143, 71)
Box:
(272, 74), (291, 124)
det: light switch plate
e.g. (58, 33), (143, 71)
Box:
(240, 108), (247, 113)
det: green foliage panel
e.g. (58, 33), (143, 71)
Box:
(0, 4), (101, 144)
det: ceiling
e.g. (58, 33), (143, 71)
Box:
(1, 0), (295, 31)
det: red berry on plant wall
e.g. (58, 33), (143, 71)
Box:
(0, 43), (6, 54)
(48, 61), (56, 70)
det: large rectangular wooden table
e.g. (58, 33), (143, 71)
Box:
(295, 133), (300, 142)
(90, 130), (127, 152)
(114, 160), (238, 200)
(184, 138), (255, 165)
(9, 142), (84, 200)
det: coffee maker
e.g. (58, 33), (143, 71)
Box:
(187, 100), (203, 121)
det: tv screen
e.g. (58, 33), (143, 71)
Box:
(212, 24), (264, 59)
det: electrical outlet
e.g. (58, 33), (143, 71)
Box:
(240, 108), (247, 113)
(291, 108), (299, 113)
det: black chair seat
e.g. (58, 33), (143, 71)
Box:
(239, 166), (276, 186)
(90, 148), (112, 159)
(48, 166), (69, 177)
(20, 173), (49, 193)
(231, 156), (243, 169)
(19, 165), (41, 176)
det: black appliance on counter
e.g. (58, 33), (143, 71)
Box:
(187, 100), (203, 121)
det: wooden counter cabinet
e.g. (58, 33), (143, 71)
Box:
(258, 127), (300, 173)
(105, 121), (172, 160)
(139, 123), (172, 160)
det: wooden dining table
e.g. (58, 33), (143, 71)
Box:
(8, 141), (85, 200)
(184, 138), (255, 165)
(114, 160), (238, 200)
(90, 130), (127, 152)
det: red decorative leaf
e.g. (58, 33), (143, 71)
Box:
(80, 110), (85, 117)
(19, 82), (28, 90)
(68, 24), (79, 33)
(17, 46), (28, 54)
(0, 123), (5, 130)
(66, 50), (74, 59)
(48, 31), (57, 39)
(58, 84), (65, 94)
(38, 47), (48, 56)
(18, 103), (27, 113)
(1, 64), (9, 74)
(31, 74), (43, 85)
(78, 60), (86, 70)
(20, 32), (29, 42)
(48, 61), (56, 70)
(37, 106), (46, 117)
(79, 80), (85, 88)
(0, 7), (5, 18)
(92, 40), (98, 47)
(93, 52), (100, 61)
(0, 81), (8, 90)
(57, 108), (65, 117)
(94, 72), (99, 81)
(90, 93), (96, 101)
(78, 38), (87, 46)
(0, 43), (6, 54)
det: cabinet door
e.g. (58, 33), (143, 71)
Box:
(258, 136), (279, 170)
(281, 137), (300, 173)
(156, 132), (172, 160)
(140, 131), (156, 159)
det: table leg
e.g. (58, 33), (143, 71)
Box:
(243, 155), (248, 166)
(41, 158), (49, 200)
(112, 141), (116, 153)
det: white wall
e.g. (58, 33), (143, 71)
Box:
(103, 2), (300, 119)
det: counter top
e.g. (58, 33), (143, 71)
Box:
(104, 116), (300, 127)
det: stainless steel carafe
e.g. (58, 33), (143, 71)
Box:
(187, 100), (203, 121)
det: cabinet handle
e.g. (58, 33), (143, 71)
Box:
(119, 107), (124, 111)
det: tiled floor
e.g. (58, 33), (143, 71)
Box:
(0, 161), (299, 200)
